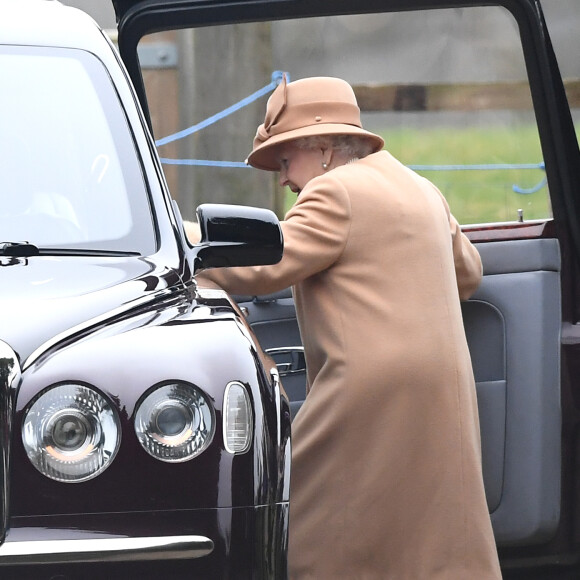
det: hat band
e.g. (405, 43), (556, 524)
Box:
(257, 101), (362, 143)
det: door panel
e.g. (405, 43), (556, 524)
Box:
(468, 238), (561, 546)
(237, 236), (562, 547)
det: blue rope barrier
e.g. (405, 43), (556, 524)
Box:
(155, 70), (546, 195)
(512, 178), (547, 194)
(408, 162), (543, 171)
(159, 158), (249, 168)
(155, 70), (287, 147)
(409, 161), (546, 195)
(159, 157), (547, 192)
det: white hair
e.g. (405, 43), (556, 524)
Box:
(293, 134), (376, 159)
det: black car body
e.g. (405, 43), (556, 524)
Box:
(2, 0), (580, 577)
(113, 0), (580, 577)
(0, 2), (289, 578)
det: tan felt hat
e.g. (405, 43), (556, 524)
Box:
(246, 76), (384, 171)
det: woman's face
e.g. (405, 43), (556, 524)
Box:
(276, 143), (325, 194)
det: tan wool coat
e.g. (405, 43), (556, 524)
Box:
(200, 150), (501, 579)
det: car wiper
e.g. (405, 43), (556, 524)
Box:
(56, 249), (138, 256)
(0, 241), (40, 257)
(0, 242), (140, 257)
(36, 248), (142, 257)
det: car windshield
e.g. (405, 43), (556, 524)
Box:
(0, 45), (155, 255)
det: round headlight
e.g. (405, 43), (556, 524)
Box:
(22, 384), (120, 483)
(134, 382), (214, 462)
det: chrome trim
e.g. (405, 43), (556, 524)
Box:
(0, 535), (213, 565)
(265, 347), (306, 377)
(271, 368), (282, 447)
(0, 341), (21, 545)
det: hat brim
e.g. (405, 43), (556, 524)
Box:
(246, 123), (385, 171)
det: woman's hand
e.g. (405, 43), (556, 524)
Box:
(184, 220), (201, 243)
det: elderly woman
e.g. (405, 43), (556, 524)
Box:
(188, 76), (501, 579)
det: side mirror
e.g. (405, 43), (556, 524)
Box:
(193, 203), (283, 272)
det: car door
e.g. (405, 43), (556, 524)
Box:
(114, 0), (580, 575)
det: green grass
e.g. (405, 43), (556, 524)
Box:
(385, 124), (549, 224)
(284, 124), (571, 225)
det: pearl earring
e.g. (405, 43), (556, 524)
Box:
(322, 162), (328, 170)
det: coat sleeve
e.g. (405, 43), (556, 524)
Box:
(448, 212), (483, 300)
(425, 179), (482, 300)
(195, 173), (352, 296)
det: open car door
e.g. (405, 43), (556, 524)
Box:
(114, 0), (580, 576)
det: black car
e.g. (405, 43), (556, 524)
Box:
(0, 2), (289, 579)
(113, 0), (579, 578)
(2, 0), (580, 577)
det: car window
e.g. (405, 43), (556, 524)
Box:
(139, 6), (558, 226)
(0, 46), (155, 254)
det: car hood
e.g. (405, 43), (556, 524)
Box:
(0, 255), (183, 365)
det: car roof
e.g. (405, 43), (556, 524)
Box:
(112, 0), (543, 24)
(0, 0), (106, 52)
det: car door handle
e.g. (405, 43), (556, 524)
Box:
(265, 347), (305, 376)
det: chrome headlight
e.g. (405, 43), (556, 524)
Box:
(223, 381), (253, 454)
(22, 384), (120, 483)
(134, 382), (214, 462)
